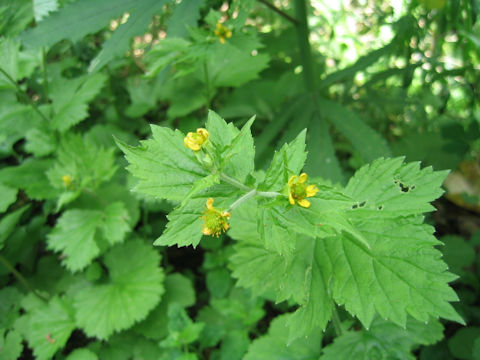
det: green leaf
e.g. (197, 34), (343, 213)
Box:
(245, 314), (323, 360)
(0, 159), (57, 200)
(73, 240), (165, 339)
(49, 73), (107, 131)
(47, 202), (130, 272)
(0, 183), (17, 213)
(206, 43), (270, 88)
(134, 273), (196, 340)
(320, 317), (444, 360)
(448, 327), (480, 360)
(206, 111), (256, 182)
(306, 114), (345, 185)
(33, 0), (58, 22)
(155, 185), (236, 248)
(15, 296), (76, 360)
(47, 133), (117, 207)
(257, 207), (296, 257)
(0, 205), (30, 250)
(167, 0), (205, 38)
(88, 0), (168, 72)
(21, 0), (141, 48)
(344, 157), (449, 218)
(117, 125), (208, 201)
(160, 304), (205, 348)
(319, 98), (391, 162)
(66, 348), (98, 360)
(25, 126), (57, 157)
(260, 129), (307, 191)
(0, 287), (23, 329)
(0, 329), (23, 360)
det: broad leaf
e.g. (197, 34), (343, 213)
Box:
(15, 296), (76, 360)
(0, 183), (17, 213)
(73, 240), (164, 339)
(47, 202), (130, 272)
(320, 317), (444, 360)
(117, 125), (208, 201)
(245, 314), (323, 360)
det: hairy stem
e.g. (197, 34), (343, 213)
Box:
(0, 254), (48, 302)
(228, 189), (257, 211)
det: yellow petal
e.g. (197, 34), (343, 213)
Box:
(298, 173), (308, 183)
(206, 198), (214, 210)
(202, 227), (213, 236)
(306, 185), (318, 197)
(197, 128), (209, 141)
(288, 175), (297, 186)
(184, 135), (201, 151)
(222, 211), (231, 219)
(289, 193), (295, 205)
(297, 199), (311, 208)
(226, 30), (232, 38)
(220, 37), (226, 44)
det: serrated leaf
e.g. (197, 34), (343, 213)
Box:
(155, 185), (237, 248)
(306, 114), (345, 184)
(244, 314), (323, 360)
(206, 111), (256, 182)
(21, 0), (140, 48)
(73, 240), (164, 339)
(134, 273), (196, 340)
(160, 304), (205, 348)
(344, 157), (449, 218)
(47, 202), (130, 272)
(16, 296), (76, 360)
(260, 129), (307, 191)
(0, 205), (30, 250)
(117, 125), (208, 201)
(0, 329), (23, 360)
(0, 159), (57, 200)
(319, 98), (391, 162)
(206, 43), (270, 88)
(49, 73), (107, 131)
(257, 207), (295, 257)
(320, 317), (444, 360)
(167, 0), (204, 38)
(88, 0), (168, 72)
(33, 0), (58, 22)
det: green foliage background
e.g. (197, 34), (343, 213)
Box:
(0, 0), (479, 359)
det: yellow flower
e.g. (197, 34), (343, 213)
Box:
(62, 174), (73, 188)
(184, 128), (209, 151)
(288, 173), (318, 208)
(201, 198), (231, 237)
(214, 22), (232, 44)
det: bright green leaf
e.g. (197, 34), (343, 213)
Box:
(73, 240), (164, 339)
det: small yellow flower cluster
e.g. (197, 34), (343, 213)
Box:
(288, 173), (318, 208)
(184, 128), (209, 151)
(62, 174), (73, 188)
(214, 22), (232, 44)
(201, 198), (231, 237)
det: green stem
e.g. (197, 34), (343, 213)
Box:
(257, 0), (299, 24)
(331, 304), (343, 336)
(220, 173), (251, 192)
(0, 67), (49, 123)
(228, 189), (257, 211)
(293, 0), (316, 93)
(0, 254), (49, 302)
